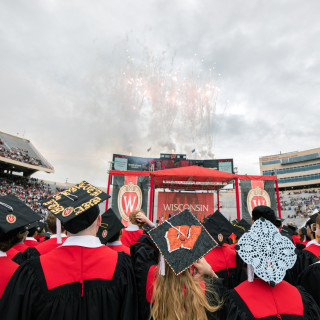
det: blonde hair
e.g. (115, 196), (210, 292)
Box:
(129, 209), (146, 228)
(150, 263), (222, 320)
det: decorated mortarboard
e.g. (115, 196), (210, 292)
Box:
(0, 195), (41, 241)
(42, 181), (110, 234)
(148, 209), (217, 276)
(232, 219), (251, 239)
(235, 218), (297, 286)
(97, 208), (124, 244)
(203, 210), (233, 245)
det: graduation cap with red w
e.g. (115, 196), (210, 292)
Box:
(148, 209), (217, 276)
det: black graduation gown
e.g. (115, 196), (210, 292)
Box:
(131, 234), (225, 320)
(297, 261), (320, 308)
(222, 279), (320, 320)
(0, 245), (138, 320)
(204, 244), (246, 289)
(284, 248), (318, 285)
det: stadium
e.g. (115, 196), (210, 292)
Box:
(0, 129), (317, 230)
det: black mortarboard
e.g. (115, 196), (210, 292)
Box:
(307, 212), (320, 225)
(203, 210), (233, 245)
(148, 209), (217, 276)
(282, 225), (294, 237)
(97, 208), (124, 244)
(42, 181), (110, 234)
(203, 214), (213, 224)
(232, 219), (251, 239)
(0, 195), (41, 241)
(252, 205), (276, 225)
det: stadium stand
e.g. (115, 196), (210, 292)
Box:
(0, 174), (64, 216)
(0, 131), (54, 177)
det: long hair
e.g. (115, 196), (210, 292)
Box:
(150, 263), (222, 320)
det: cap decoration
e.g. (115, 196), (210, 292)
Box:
(236, 218), (296, 286)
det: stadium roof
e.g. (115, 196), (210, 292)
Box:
(0, 131), (54, 175)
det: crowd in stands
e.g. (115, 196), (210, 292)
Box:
(0, 140), (43, 167)
(0, 174), (63, 216)
(280, 188), (320, 218)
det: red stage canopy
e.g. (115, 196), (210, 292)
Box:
(151, 166), (236, 191)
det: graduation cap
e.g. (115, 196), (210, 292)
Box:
(281, 225), (294, 237)
(148, 209), (217, 276)
(202, 214), (213, 224)
(252, 205), (276, 225)
(203, 210), (233, 245)
(97, 208), (124, 244)
(232, 219), (251, 239)
(307, 212), (320, 225)
(236, 218), (297, 286)
(0, 195), (41, 241)
(42, 181), (110, 234)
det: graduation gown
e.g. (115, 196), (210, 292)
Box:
(24, 237), (39, 247)
(0, 252), (18, 299)
(131, 234), (224, 320)
(107, 241), (131, 255)
(0, 235), (138, 320)
(284, 246), (318, 285)
(120, 225), (143, 247)
(34, 235), (68, 255)
(12, 243), (29, 252)
(223, 279), (320, 319)
(204, 244), (246, 289)
(297, 261), (320, 307)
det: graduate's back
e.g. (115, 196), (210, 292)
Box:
(0, 242), (138, 320)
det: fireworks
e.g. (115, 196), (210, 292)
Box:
(98, 43), (220, 159)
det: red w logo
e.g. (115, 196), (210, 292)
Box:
(165, 225), (202, 252)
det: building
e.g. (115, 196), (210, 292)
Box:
(260, 147), (320, 190)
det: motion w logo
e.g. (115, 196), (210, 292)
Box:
(165, 225), (202, 253)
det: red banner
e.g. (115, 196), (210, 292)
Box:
(157, 192), (214, 222)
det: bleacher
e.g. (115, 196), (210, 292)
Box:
(0, 131), (54, 177)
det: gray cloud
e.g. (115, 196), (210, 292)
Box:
(1, 0), (320, 186)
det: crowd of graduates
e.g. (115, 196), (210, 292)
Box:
(0, 181), (320, 319)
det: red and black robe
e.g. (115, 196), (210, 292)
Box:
(0, 252), (18, 299)
(224, 278), (320, 319)
(131, 234), (224, 320)
(0, 235), (138, 320)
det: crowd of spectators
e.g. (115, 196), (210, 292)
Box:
(0, 174), (64, 216)
(0, 139), (43, 167)
(280, 188), (320, 219)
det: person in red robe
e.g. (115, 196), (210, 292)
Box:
(120, 209), (155, 247)
(33, 213), (68, 255)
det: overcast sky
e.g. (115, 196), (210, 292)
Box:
(1, 0), (319, 187)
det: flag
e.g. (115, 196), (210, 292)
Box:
(191, 149), (196, 153)
(147, 147), (151, 152)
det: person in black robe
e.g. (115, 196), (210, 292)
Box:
(131, 209), (225, 320)
(203, 210), (246, 289)
(222, 218), (320, 319)
(296, 214), (320, 307)
(0, 181), (138, 320)
(285, 213), (320, 285)
(0, 195), (41, 299)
